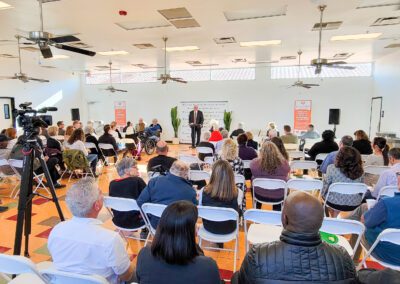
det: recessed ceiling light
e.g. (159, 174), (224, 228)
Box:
(240, 40), (281, 47)
(0, 1), (13, 10)
(165, 46), (199, 52)
(331, 33), (382, 41)
(98, 50), (129, 56)
(43, 54), (69, 59)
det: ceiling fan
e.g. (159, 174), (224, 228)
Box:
(157, 37), (187, 84)
(18, 0), (95, 59)
(100, 61), (127, 93)
(311, 5), (356, 74)
(0, 35), (49, 83)
(290, 50), (320, 89)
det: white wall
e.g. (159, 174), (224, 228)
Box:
(373, 51), (400, 137)
(82, 74), (374, 140)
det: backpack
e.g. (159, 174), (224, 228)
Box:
(62, 149), (89, 171)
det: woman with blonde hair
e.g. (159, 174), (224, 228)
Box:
(250, 141), (290, 210)
(246, 131), (258, 150)
(202, 160), (239, 237)
(219, 138), (243, 175)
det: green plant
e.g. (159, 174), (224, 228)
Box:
(223, 110), (233, 132)
(170, 106), (181, 138)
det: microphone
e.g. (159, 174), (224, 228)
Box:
(37, 107), (58, 113)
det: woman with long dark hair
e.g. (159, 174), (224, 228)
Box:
(365, 137), (389, 166)
(271, 137), (289, 161)
(136, 201), (221, 284)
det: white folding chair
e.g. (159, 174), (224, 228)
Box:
(189, 170), (211, 182)
(197, 206), (240, 272)
(84, 142), (97, 150)
(320, 218), (365, 257)
(0, 159), (19, 198)
(377, 185), (399, 200)
(243, 209), (282, 252)
(323, 182), (368, 216)
(242, 160), (252, 169)
(0, 253), (49, 283)
(364, 165), (391, 176)
(41, 267), (108, 284)
(358, 229), (400, 271)
(303, 138), (320, 152)
(315, 153), (329, 163)
(98, 143), (118, 165)
(287, 178), (323, 195)
(290, 160), (318, 171)
(147, 171), (160, 180)
(284, 143), (298, 151)
(141, 203), (167, 245)
(234, 174), (246, 209)
(178, 154), (201, 165)
(54, 135), (65, 142)
(196, 147), (214, 156)
(203, 156), (214, 166)
(361, 155), (369, 163)
(103, 196), (148, 248)
(252, 178), (287, 209)
(289, 151), (305, 160)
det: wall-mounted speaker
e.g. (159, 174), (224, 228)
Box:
(71, 108), (80, 121)
(329, 109), (340, 125)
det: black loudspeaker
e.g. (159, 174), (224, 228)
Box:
(39, 115), (53, 126)
(329, 109), (340, 125)
(71, 108), (80, 121)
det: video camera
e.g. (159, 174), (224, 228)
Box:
(13, 102), (57, 138)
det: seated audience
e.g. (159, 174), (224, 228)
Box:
(109, 158), (146, 232)
(271, 137), (289, 160)
(230, 122), (245, 139)
(280, 125), (298, 144)
(65, 128), (98, 175)
(320, 135), (353, 174)
(300, 123), (320, 139)
(372, 148), (400, 198)
(72, 120), (81, 130)
(125, 121), (134, 136)
(84, 125), (104, 163)
(46, 126), (65, 171)
(147, 141), (177, 172)
(110, 121), (122, 140)
(307, 129), (339, 161)
(98, 124), (119, 163)
(322, 146), (364, 216)
(148, 118), (162, 136)
(64, 125), (74, 143)
(48, 178), (136, 284)
(201, 160), (239, 236)
(219, 139), (244, 175)
(5, 127), (17, 150)
(209, 122), (223, 142)
(137, 161), (197, 228)
(353, 130), (373, 155)
(215, 129), (229, 153)
(245, 131), (258, 151)
(237, 133), (257, 161)
(57, 121), (66, 136)
(250, 141), (290, 210)
(135, 118), (146, 133)
(136, 201), (221, 284)
(197, 132), (215, 162)
(266, 121), (279, 139)
(122, 121), (132, 133)
(232, 191), (356, 284)
(365, 137), (389, 166)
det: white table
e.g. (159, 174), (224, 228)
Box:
(247, 224), (354, 256)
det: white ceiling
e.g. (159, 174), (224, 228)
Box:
(0, 0), (399, 73)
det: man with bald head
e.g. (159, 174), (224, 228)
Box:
(234, 192), (357, 284)
(146, 140), (177, 172)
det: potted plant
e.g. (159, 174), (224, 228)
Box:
(223, 110), (233, 132)
(170, 106), (181, 144)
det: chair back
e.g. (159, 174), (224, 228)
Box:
(242, 160), (252, 169)
(0, 159), (8, 167)
(252, 178), (287, 207)
(234, 174), (245, 185)
(364, 166), (391, 175)
(284, 143), (298, 151)
(196, 147), (214, 155)
(147, 171), (161, 180)
(289, 151), (305, 160)
(303, 138), (320, 151)
(290, 160), (318, 170)
(189, 170), (211, 182)
(84, 142), (97, 149)
(315, 153), (329, 162)
(103, 196), (140, 212)
(54, 135), (65, 141)
(377, 186), (399, 200)
(203, 156), (214, 165)
(8, 158), (23, 169)
(178, 154), (200, 164)
(197, 205), (239, 223)
(98, 143), (114, 150)
(327, 182), (368, 195)
(141, 203), (167, 233)
(41, 267), (108, 284)
(0, 254), (48, 282)
(287, 178), (323, 192)
(243, 209), (282, 226)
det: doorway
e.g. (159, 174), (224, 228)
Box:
(0, 97), (15, 129)
(369, 97), (383, 138)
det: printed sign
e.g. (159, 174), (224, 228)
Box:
(294, 100), (312, 131)
(114, 101), (126, 127)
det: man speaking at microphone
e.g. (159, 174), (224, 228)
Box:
(188, 104), (204, 148)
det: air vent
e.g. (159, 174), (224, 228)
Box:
(158, 7), (192, 20)
(280, 56), (297, 60)
(0, 53), (17, 58)
(248, 60), (279, 64)
(372, 17), (400, 26)
(170, 18), (200, 29)
(214, 37), (236, 44)
(232, 58), (247, 63)
(20, 46), (39, 52)
(312, 21), (343, 31)
(357, 1), (400, 9)
(224, 6), (287, 21)
(133, 43), (155, 49)
(385, 43), (400, 48)
(132, 64), (164, 69)
(332, 52), (354, 60)
(115, 20), (170, 31)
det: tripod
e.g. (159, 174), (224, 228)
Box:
(13, 135), (64, 257)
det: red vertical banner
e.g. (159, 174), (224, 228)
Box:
(114, 101), (126, 127)
(294, 100), (312, 132)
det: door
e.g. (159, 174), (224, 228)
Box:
(0, 97), (14, 129)
(369, 97), (383, 138)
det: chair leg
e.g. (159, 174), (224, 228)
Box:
(233, 237), (238, 272)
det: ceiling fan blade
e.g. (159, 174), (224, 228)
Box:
(162, 79), (167, 84)
(325, 65), (356, 70)
(327, 61), (347, 65)
(300, 84), (312, 89)
(303, 84), (320, 87)
(50, 35), (81, 44)
(40, 44), (53, 59)
(55, 44), (96, 57)
(170, 77), (187, 83)
(114, 89), (128, 93)
(27, 77), (50, 83)
(0, 76), (17, 80)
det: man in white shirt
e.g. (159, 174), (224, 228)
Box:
(372, 148), (400, 198)
(48, 178), (135, 284)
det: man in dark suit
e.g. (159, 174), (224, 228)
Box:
(188, 104), (204, 148)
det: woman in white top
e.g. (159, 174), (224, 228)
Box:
(66, 128), (98, 175)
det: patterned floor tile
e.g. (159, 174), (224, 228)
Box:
(35, 227), (53, 239)
(34, 243), (50, 256)
(0, 246), (11, 253)
(38, 216), (61, 227)
(6, 212), (37, 221)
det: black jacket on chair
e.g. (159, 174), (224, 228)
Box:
(189, 110), (204, 127)
(234, 229), (357, 284)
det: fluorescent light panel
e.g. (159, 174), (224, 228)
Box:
(331, 33), (382, 41)
(98, 50), (129, 56)
(240, 40), (281, 47)
(165, 46), (199, 52)
(0, 1), (12, 10)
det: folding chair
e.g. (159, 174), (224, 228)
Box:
(290, 160), (318, 171)
(287, 178), (323, 196)
(315, 153), (329, 163)
(197, 206), (240, 272)
(0, 159), (19, 198)
(178, 154), (201, 165)
(243, 209), (282, 252)
(377, 185), (399, 200)
(0, 253), (49, 283)
(189, 170), (211, 182)
(358, 229), (400, 271)
(41, 266), (108, 284)
(364, 165), (391, 176)
(242, 160), (252, 169)
(252, 178), (287, 209)
(234, 174), (246, 210)
(284, 143), (298, 151)
(289, 151), (305, 160)
(196, 147), (214, 156)
(98, 143), (118, 165)
(320, 218), (365, 257)
(203, 156), (214, 166)
(141, 203), (167, 246)
(147, 171), (161, 180)
(103, 196), (148, 249)
(54, 135), (65, 142)
(323, 182), (368, 216)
